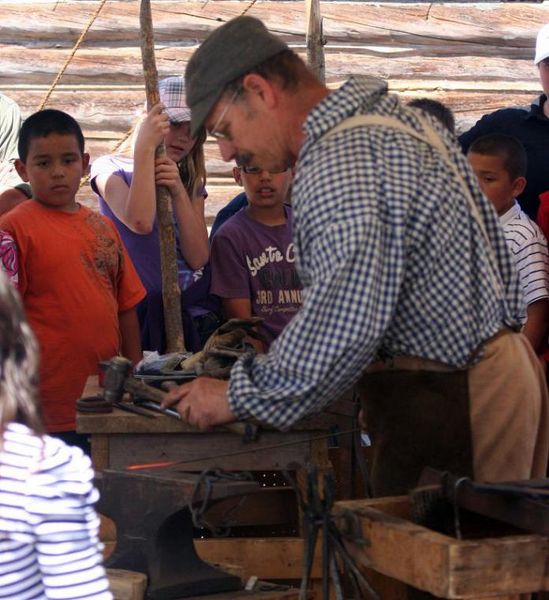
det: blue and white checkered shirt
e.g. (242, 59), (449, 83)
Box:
(228, 76), (524, 430)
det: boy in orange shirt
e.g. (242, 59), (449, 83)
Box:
(0, 109), (146, 451)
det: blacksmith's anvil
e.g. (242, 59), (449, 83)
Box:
(96, 467), (260, 599)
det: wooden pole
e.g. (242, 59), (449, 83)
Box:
(305, 0), (326, 83)
(139, 0), (185, 353)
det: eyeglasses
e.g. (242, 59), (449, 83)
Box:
(240, 165), (289, 175)
(208, 86), (243, 140)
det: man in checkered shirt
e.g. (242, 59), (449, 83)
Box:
(165, 17), (549, 493)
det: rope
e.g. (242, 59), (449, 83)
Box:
(38, 0), (109, 111)
(74, 0), (283, 194)
(241, 0), (259, 17)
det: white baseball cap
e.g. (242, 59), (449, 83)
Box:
(534, 24), (549, 65)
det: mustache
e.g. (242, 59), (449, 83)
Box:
(235, 152), (253, 167)
(236, 153), (293, 172)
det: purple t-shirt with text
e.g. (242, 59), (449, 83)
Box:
(210, 205), (302, 349)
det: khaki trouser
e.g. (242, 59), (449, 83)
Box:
(359, 330), (549, 496)
(469, 330), (549, 482)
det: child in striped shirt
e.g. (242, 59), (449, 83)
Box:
(468, 133), (549, 354)
(0, 273), (112, 600)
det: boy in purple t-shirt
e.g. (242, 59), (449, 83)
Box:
(210, 163), (300, 352)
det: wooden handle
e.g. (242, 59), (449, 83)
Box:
(139, 0), (185, 353)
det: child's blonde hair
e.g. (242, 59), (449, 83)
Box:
(119, 113), (207, 200)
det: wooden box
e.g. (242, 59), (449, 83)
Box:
(334, 497), (549, 599)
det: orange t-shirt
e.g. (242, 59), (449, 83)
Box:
(0, 200), (146, 431)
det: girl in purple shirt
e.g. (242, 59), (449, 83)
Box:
(91, 77), (217, 352)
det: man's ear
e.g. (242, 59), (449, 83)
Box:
(14, 159), (29, 182)
(233, 166), (243, 186)
(241, 73), (277, 109)
(512, 176), (527, 197)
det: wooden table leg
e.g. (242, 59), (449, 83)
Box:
(295, 434), (333, 536)
(91, 434), (110, 471)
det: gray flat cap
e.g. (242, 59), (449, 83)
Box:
(185, 16), (288, 137)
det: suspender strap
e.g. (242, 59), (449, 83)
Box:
(320, 113), (504, 300)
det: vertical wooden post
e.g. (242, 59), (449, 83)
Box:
(139, 0), (185, 353)
(305, 0), (325, 83)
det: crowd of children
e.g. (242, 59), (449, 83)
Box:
(0, 76), (302, 453)
(1, 18), (549, 597)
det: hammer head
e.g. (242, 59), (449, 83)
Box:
(100, 356), (133, 404)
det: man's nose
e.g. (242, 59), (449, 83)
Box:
(217, 138), (236, 162)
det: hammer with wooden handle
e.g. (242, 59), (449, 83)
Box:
(101, 356), (259, 442)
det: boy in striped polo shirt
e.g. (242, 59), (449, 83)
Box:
(468, 133), (549, 354)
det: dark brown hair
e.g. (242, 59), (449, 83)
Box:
(468, 133), (528, 180)
(408, 98), (456, 135)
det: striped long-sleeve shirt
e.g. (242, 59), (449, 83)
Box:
(0, 422), (112, 600)
(500, 201), (549, 311)
(228, 76), (524, 430)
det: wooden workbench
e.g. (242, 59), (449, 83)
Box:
(76, 378), (337, 473)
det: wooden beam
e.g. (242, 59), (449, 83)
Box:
(305, 0), (325, 83)
(139, 0), (185, 352)
(1, 2), (549, 52)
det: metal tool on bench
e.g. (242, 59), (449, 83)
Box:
(101, 356), (259, 441)
(411, 467), (549, 538)
(76, 363), (156, 418)
(96, 467), (260, 599)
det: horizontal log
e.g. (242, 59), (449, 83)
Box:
(0, 2), (548, 57)
(6, 87), (537, 133)
(0, 44), (539, 88)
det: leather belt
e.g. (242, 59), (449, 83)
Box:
(367, 329), (513, 374)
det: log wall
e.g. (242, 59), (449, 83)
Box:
(2, 0), (549, 220)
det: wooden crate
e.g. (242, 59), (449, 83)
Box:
(334, 496), (549, 599)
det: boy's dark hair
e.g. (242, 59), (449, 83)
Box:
(18, 109), (85, 162)
(408, 98), (456, 134)
(468, 133), (528, 180)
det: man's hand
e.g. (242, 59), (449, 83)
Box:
(161, 377), (236, 430)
